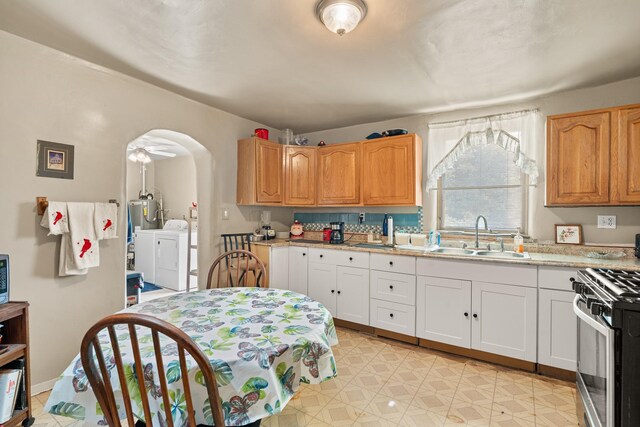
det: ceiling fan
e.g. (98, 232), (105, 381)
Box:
(127, 144), (176, 163)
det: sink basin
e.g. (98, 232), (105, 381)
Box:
(353, 243), (394, 250)
(430, 247), (476, 255)
(475, 251), (530, 259)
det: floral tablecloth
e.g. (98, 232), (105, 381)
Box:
(45, 288), (339, 426)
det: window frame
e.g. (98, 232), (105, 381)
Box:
(436, 164), (529, 234)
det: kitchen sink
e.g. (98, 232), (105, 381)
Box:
(430, 247), (476, 255)
(475, 251), (530, 259)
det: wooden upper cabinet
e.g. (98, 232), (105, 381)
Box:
(546, 111), (611, 205)
(237, 137), (282, 205)
(613, 106), (640, 204)
(362, 134), (422, 206)
(317, 143), (361, 205)
(284, 146), (316, 206)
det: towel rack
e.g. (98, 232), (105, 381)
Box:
(36, 197), (120, 215)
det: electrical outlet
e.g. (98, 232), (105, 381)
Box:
(358, 212), (365, 224)
(597, 215), (616, 229)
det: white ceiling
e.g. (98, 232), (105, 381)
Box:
(1, 0), (639, 133)
(128, 129), (193, 160)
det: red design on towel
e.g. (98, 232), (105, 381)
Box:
(53, 211), (63, 225)
(79, 239), (92, 258)
(103, 219), (113, 231)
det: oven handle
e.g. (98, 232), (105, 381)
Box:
(573, 294), (610, 335)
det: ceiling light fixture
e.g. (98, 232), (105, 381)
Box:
(316, 0), (367, 36)
(128, 148), (152, 163)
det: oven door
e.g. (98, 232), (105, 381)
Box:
(573, 295), (615, 427)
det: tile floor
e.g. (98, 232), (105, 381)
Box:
(34, 326), (578, 426)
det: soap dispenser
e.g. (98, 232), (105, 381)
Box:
(514, 229), (524, 253)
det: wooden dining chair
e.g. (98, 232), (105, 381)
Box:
(206, 249), (266, 289)
(80, 313), (226, 427)
(221, 233), (253, 253)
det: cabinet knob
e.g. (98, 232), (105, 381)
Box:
(389, 285), (394, 290)
(464, 312), (469, 317)
(158, 241), (160, 245)
(337, 290), (341, 295)
(473, 313), (478, 319)
(389, 313), (394, 318)
(389, 261), (394, 266)
(320, 254), (323, 258)
(349, 257), (353, 261)
(302, 253), (306, 256)
(331, 290), (335, 294)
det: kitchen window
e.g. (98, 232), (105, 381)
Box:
(427, 110), (539, 234)
(437, 143), (527, 232)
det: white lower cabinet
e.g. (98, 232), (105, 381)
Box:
(370, 299), (416, 336)
(308, 261), (369, 323)
(472, 281), (537, 362)
(269, 246), (289, 290)
(416, 276), (471, 348)
(538, 289), (577, 370)
(308, 262), (337, 315)
(336, 266), (369, 324)
(288, 246), (309, 295)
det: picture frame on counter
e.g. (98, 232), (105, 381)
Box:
(555, 224), (583, 245)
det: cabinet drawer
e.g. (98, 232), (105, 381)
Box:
(416, 258), (537, 288)
(308, 248), (340, 265)
(335, 250), (369, 269)
(370, 299), (415, 336)
(538, 266), (578, 291)
(370, 253), (416, 274)
(370, 270), (416, 306)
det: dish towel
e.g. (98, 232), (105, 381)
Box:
(59, 202), (99, 276)
(39, 202), (69, 235)
(94, 202), (118, 240)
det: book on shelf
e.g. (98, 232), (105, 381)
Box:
(0, 368), (22, 423)
(4, 358), (25, 411)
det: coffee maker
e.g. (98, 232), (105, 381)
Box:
(330, 222), (344, 244)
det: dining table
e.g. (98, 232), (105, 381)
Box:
(44, 287), (339, 426)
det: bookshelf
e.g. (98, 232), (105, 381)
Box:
(0, 303), (33, 427)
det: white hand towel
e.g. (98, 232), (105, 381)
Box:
(65, 202), (99, 272)
(39, 202), (69, 235)
(94, 202), (118, 240)
(59, 233), (88, 276)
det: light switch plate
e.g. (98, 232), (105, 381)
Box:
(597, 215), (616, 229)
(222, 209), (230, 220)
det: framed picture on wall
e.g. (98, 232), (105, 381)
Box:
(36, 140), (74, 179)
(555, 224), (583, 245)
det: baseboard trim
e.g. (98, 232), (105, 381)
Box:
(418, 338), (537, 372)
(334, 318), (375, 334)
(537, 364), (576, 382)
(374, 328), (419, 345)
(31, 378), (57, 396)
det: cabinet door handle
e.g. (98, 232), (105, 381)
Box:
(331, 290), (335, 294)
(337, 290), (341, 295)
(473, 313), (478, 319)
(389, 313), (394, 318)
(349, 257), (353, 261)
(320, 254), (323, 258)
(389, 261), (394, 266)
(464, 312), (469, 317)
(389, 285), (394, 290)
(302, 253), (306, 256)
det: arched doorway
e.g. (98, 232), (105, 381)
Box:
(124, 129), (209, 305)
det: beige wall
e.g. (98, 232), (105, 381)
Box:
(153, 156), (197, 221)
(0, 30), (294, 388)
(305, 77), (640, 245)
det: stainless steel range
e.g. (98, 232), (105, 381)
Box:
(572, 268), (640, 427)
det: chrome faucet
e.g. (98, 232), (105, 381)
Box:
(475, 215), (488, 249)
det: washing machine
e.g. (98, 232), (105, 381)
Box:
(134, 220), (197, 291)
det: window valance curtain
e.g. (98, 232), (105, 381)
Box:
(426, 110), (540, 189)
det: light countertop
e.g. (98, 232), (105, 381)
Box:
(252, 239), (640, 272)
